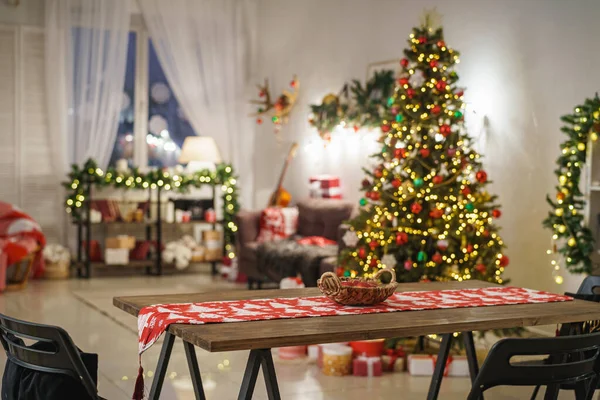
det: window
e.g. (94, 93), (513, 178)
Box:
(110, 30), (197, 168)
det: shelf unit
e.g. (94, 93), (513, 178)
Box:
(584, 137), (600, 269)
(74, 176), (222, 278)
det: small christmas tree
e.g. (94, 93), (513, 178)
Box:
(340, 13), (509, 283)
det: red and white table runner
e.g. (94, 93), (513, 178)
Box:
(137, 286), (571, 354)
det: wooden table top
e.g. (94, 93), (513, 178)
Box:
(113, 280), (600, 352)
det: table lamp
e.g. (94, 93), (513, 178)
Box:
(178, 136), (222, 172)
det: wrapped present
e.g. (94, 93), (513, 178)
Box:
(280, 276), (305, 289)
(322, 344), (353, 376)
(353, 354), (383, 377)
(105, 235), (136, 250)
(381, 348), (406, 372)
(105, 248), (129, 265)
(309, 175), (342, 199)
(278, 346), (307, 360)
(407, 354), (469, 377)
(349, 339), (385, 357)
(308, 345), (319, 363)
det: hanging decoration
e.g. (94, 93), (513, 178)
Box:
(250, 76), (299, 133)
(543, 94), (600, 280)
(63, 159), (241, 258)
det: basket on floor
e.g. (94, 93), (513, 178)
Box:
(317, 269), (398, 306)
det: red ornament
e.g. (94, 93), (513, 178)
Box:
(432, 252), (443, 264)
(406, 88), (415, 98)
(492, 209), (502, 218)
(432, 175), (444, 184)
(259, 90), (266, 98)
(290, 79), (297, 88)
(435, 80), (447, 91)
(256, 118), (263, 125)
(353, 125), (360, 132)
(461, 187), (471, 196)
(411, 203), (423, 214)
(483, 230), (490, 237)
(398, 78), (409, 86)
(466, 244), (474, 253)
(361, 179), (371, 188)
(404, 259), (413, 270)
(437, 40), (446, 48)
(396, 232), (408, 245)
(381, 124), (391, 133)
(392, 178), (401, 188)
(429, 208), (444, 218)
(476, 170), (488, 183)
(400, 58), (409, 67)
(418, 36), (427, 44)
(429, 60), (438, 68)
(499, 255), (510, 267)
(394, 148), (406, 159)
(336, 267), (345, 276)
(475, 264), (487, 274)
(374, 168), (383, 178)
(420, 148), (430, 158)
(440, 124), (451, 136)
(358, 247), (367, 259)
(431, 105), (441, 114)
(369, 241), (378, 250)
(370, 258), (378, 267)
(222, 256), (232, 266)
(370, 191), (380, 201)
(455, 90), (464, 97)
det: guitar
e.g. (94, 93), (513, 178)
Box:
(268, 143), (299, 207)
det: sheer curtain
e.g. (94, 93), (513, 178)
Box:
(45, 0), (131, 172)
(139, 0), (256, 205)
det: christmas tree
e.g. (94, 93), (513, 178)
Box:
(340, 13), (509, 283)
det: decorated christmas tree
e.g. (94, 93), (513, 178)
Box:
(340, 13), (509, 283)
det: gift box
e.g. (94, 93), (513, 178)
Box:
(381, 348), (406, 372)
(203, 230), (222, 261)
(105, 248), (129, 265)
(309, 175), (342, 199)
(322, 344), (353, 376)
(353, 354), (383, 377)
(316, 343), (350, 368)
(280, 277), (305, 289)
(308, 345), (319, 363)
(105, 235), (136, 250)
(407, 354), (469, 377)
(278, 346), (307, 360)
(349, 339), (385, 357)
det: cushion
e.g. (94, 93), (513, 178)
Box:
(256, 207), (298, 243)
(297, 199), (354, 240)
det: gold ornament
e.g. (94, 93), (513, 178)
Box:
(322, 94), (339, 105)
(556, 192), (565, 201)
(555, 208), (564, 217)
(577, 142), (586, 151)
(557, 225), (566, 233)
(593, 110), (599, 120)
(561, 187), (570, 195)
(568, 237), (577, 247)
(558, 175), (567, 185)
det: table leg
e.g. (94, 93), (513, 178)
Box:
(427, 333), (453, 400)
(238, 349), (281, 400)
(463, 331), (484, 400)
(260, 349), (281, 400)
(148, 331), (175, 400)
(183, 341), (206, 400)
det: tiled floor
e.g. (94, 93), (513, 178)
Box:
(0, 272), (578, 399)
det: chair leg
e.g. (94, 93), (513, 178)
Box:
(530, 385), (541, 400)
(584, 376), (599, 400)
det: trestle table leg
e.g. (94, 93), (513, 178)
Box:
(148, 331), (175, 400)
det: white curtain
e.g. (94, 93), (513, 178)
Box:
(139, 0), (256, 206)
(45, 0), (131, 171)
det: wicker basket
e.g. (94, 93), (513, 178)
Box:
(43, 260), (71, 280)
(318, 269), (398, 306)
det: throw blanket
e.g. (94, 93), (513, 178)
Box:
(0, 202), (46, 289)
(256, 237), (337, 286)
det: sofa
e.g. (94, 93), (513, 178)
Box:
(235, 198), (355, 288)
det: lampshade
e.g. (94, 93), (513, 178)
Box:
(178, 136), (222, 164)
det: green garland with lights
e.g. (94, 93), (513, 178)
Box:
(544, 95), (600, 277)
(308, 70), (395, 141)
(63, 158), (241, 259)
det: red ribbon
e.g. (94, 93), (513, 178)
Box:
(383, 347), (405, 370)
(430, 354), (453, 377)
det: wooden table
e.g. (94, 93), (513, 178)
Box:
(113, 280), (600, 400)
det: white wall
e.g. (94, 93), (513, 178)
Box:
(254, 0), (600, 292)
(0, 0), (44, 26)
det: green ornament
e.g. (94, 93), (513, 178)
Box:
(465, 202), (475, 212)
(387, 97), (395, 106)
(382, 145), (389, 153)
(272, 116), (279, 123)
(395, 114), (404, 122)
(454, 110), (463, 119)
(417, 251), (427, 262)
(413, 178), (424, 187)
(343, 270), (351, 277)
(359, 198), (368, 206)
(258, 107), (264, 113)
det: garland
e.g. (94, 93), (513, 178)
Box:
(544, 95), (600, 276)
(63, 159), (240, 259)
(309, 70), (395, 141)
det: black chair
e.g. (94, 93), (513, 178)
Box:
(0, 313), (104, 400)
(468, 332), (600, 400)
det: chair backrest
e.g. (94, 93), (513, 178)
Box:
(468, 331), (600, 399)
(578, 276), (600, 295)
(0, 313), (98, 399)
